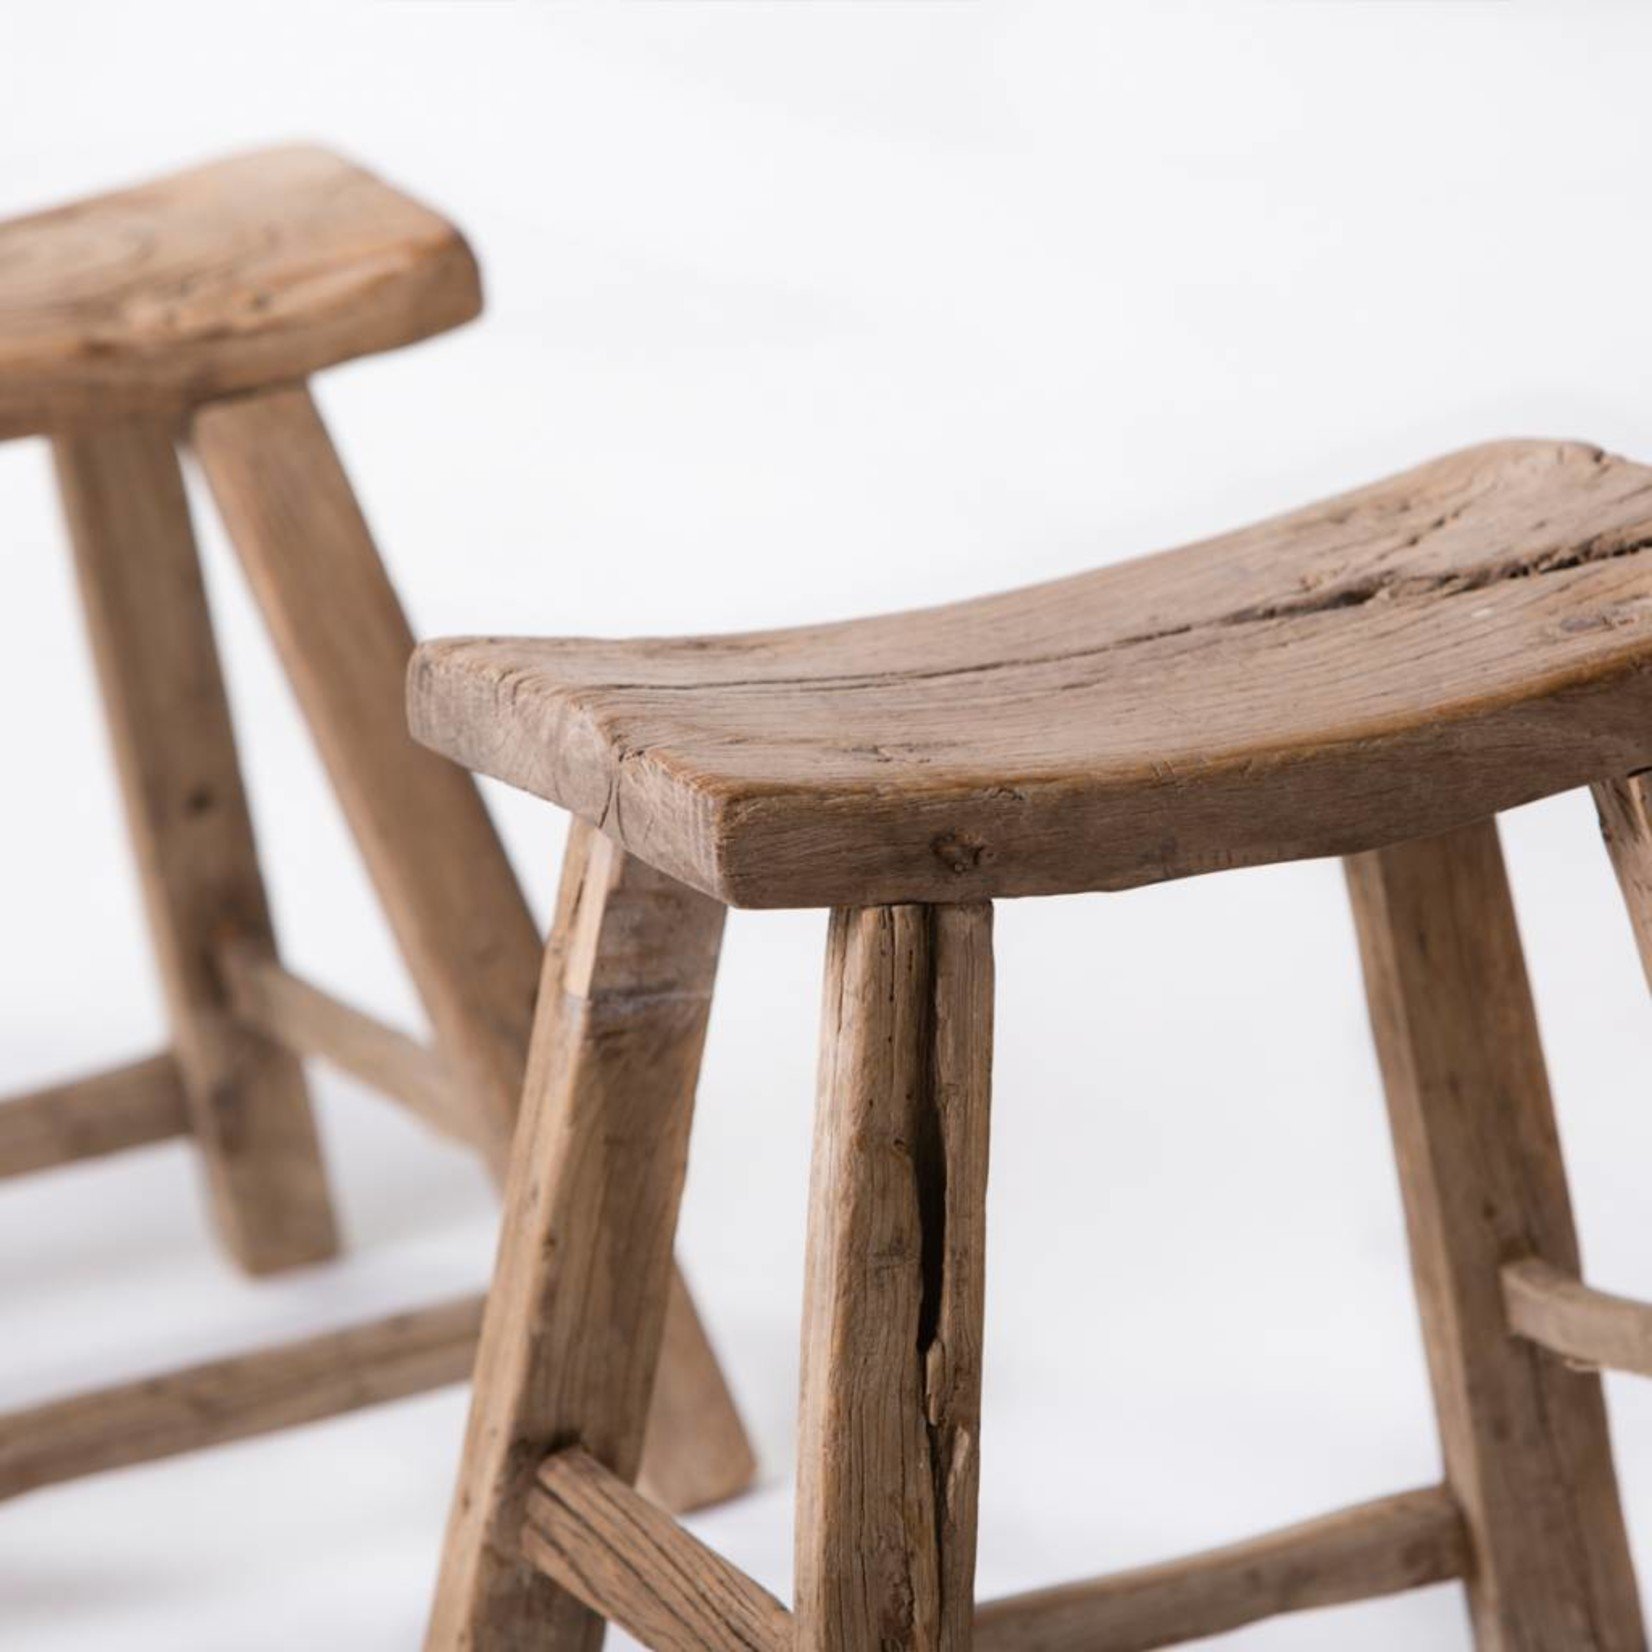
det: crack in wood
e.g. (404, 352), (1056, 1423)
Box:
(555, 529), (1652, 703)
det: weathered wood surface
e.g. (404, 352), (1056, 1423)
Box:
(411, 441), (1652, 908)
(794, 903), (993, 1652)
(0, 146), (480, 438)
(1593, 772), (1652, 992)
(225, 949), (759, 1504)
(0, 1054), (188, 1180)
(538, 821), (756, 1517)
(972, 1485), (1467, 1652)
(1346, 821), (1644, 1651)
(193, 385), (537, 1175)
(522, 1449), (791, 1652)
(425, 833), (725, 1652)
(0, 1295), (484, 1501)
(1504, 1258), (1652, 1380)
(220, 943), (467, 1148)
(55, 420), (337, 1274)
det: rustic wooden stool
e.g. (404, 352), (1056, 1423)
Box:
(0, 147), (751, 1517)
(411, 437), (1652, 1650)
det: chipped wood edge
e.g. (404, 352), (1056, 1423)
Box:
(794, 902), (993, 1652)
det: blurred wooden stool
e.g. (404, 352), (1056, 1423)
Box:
(0, 148), (752, 1518)
(413, 438), (1652, 1649)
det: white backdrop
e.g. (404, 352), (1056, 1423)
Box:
(5, 3), (1652, 1647)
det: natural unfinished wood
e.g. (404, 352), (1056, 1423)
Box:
(425, 831), (726, 1652)
(971, 1485), (1467, 1652)
(522, 1448), (791, 1652)
(194, 388), (754, 1512)
(220, 942), (466, 1149)
(516, 1470), (1463, 1652)
(794, 902), (993, 1652)
(0, 1054), (188, 1180)
(223, 946), (758, 1503)
(2, 150), (751, 1610)
(411, 440), (1652, 908)
(543, 820), (757, 1518)
(0, 146), (480, 439)
(55, 419), (337, 1275)
(1504, 1258), (1652, 1380)
(515, 1468), (1462, 1652)
(193, 384), (537, 1174)
(0, 1295), (484, 1501)
(1593, 772), (1652, 992)
(1346, 821), (1643, 1651)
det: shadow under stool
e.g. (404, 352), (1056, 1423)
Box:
(0, 147), (751, 1519)
(412, 437), (1652, 1651)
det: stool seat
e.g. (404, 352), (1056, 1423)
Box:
(410, 438), (1652, 909)
(0, 146), (480, 438)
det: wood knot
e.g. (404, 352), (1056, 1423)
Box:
(932, 831), (992, 874)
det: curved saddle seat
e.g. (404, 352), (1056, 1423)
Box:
(410, 439), (1652, 909)
(0, 146), (479, 438)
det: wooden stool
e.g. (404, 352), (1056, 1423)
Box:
(0, 147), (752, 1518)
(411, 437), (1652, 1650)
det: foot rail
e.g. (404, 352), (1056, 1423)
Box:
(516, 1456), (1466, 1652)
(0, 1296), (484, 1501)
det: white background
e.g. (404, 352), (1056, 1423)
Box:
(4, 3), (1652, 1647)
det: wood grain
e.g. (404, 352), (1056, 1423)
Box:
(55, 419), (337, 1275)
(1504, 1258), (1652, 1380)
(1346, 821), (1643, 1651)
(972, 1485), (1467, 1652)
(1593, 772), (1652, 992)
(223, 948), (758, 1503)
(410, 440), (1652, 907)
(0, 1054), (188, 1180)
(0, 1295), (483, 1501)
(0, 146), (480, 438)
(522, 1448), (791, 1652)
(794, 902), (993, 1652)
(425, 831), (726, 1652)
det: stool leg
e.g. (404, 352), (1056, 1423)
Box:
(192, 385), (542, 1168)
(795, 903), (994, 1652)
(53, 420), (337, 1274)
(191, 386), (755, 1512)
(1592, 774), (1652, 992)
(425, 831), (724, 1652)
(1346, 821), (1643, 1651)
